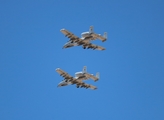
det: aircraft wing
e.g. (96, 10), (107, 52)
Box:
(87, 84), (97, 90)
(81, 83), (97, 90)
(84, 73), (99, 81)
(83, 43), (105, 50)
(56, 68), (74, 81)
(60, 29), (80, 43)
(75, 80), (97, 90)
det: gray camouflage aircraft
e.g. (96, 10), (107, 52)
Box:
(56, 66), (99, 90)
(60, 26), (107, 50)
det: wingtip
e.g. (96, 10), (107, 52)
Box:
(62, 46), (66, 49)
(94, 79), (99, 82)
(93, 87), (98, 90)
(56, 68), (60, 71)
(102, 39), (107, 42)
(60, 28), (65, 30)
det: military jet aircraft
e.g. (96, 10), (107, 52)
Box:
(56, 66), (99, 90)
(60, 26), (107, 50)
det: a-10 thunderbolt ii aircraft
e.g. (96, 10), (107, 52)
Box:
(60, 26), (107, 50)
(56, 66), (99, 90)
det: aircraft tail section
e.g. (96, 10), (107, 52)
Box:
(103, 32), (107, 40)
(83, 66), (87, 73)
(89, 26), (94, 33)
(96, 72), (100, 79)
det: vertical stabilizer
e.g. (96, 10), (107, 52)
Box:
(103, 32), (107, 39)
(83, 66), (87, 73)
(89, 26), (94, 33)
(96, 72), (100, 79)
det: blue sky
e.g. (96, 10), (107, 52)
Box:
(0, 0), (164, 120)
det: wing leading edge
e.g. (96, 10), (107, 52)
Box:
(56, 68), (74, 81)
(60, 29), (80, 43)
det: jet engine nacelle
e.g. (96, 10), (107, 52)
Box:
(81, 26), (94, 38)
(75, 72), (83, 77)
(81, 32), (91, 38)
